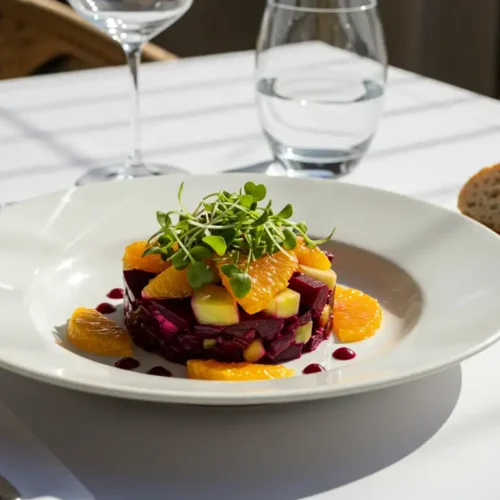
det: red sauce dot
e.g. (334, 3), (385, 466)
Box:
(96, 302), (117, 314)
(332, 347), (356, 361)
(107, 288), (124, 299)
(147, 366), (172, 377)
(115, 357), (140, 370)
(303, 363), (325, 374)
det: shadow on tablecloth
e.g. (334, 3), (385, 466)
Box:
(0, 364), (461, 500)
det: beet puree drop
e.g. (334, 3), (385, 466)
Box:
(332, 347), (356, 360)
(96, 302), (117, 314)
(107, 288), (124, 299)
(147, 366), (172, 377)
(115, 357), (140, 370)
(303, 363), (325, 374)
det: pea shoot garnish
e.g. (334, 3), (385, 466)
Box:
(144, 182), (335, 298)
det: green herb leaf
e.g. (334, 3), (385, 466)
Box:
(220, 263), (241, 278)
(296, 221), (308, 233)
(253, 184), (267, 202)
(158, 234), (172, 246)
(202, 235), (227, 256)
(177, 182), (185, 205)
(176, 220), (190, 232)
(219, 228), (237, 246)
(244, 182), (256, 195)
(191, 245), (212, 261)
(283, 228), (297, 250)
(187, 262), (214, 290)
(172, 251), (190, 270)
(142, 246), (162, 257)
(240, 194), (254, 209)
(160, 246), (175, 260)
(311, 227), (336, 246)
(253, 247), (265, 259)
(229, 273), (252, 298)
(277, 204), (293, 219)
(156, 211), (171, 227)
(252, 211), (269, 227)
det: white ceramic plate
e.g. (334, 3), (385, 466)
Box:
(1, 174), (500, 405)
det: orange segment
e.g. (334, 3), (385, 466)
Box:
(142, 266), (192, 299)
(333, 285), (382, 342)
(187, 359), (295, 381)
(218, 251), (298, 315)
(122, 240), (170, 274)
(68, 307), (133, 356)
(293, 237), (331, 270)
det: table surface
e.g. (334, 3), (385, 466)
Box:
(1, 50), (500, 500)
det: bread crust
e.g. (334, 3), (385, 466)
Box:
(458, 163), (500, 234)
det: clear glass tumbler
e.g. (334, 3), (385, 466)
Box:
(67, 0), (193, 185)
(256, 0), (387, 178)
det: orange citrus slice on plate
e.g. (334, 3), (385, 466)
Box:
(218, 250), (298, 315)
(142, 266), (193, 299)
(122, 240), (170, 274)
(333, 285), (382, 342)
(68, 307), (133, 356)
(187, 359), (295, 381)
(293, 237), (331, 270)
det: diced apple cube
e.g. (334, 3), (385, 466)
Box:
(203, 339), (217, 349)
(243, 340), (265, 363)
(263, 288), (300, 318)
(299, 265), (337, 290)
(320, 305), (332, 328)
(294, 321), (313, 344)
(192, 285), (239, 326)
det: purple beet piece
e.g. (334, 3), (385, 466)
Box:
(298, 310), (312, 326)
(176, 333), (204, 353)
(226, 313), (284, 340)
(220, 329), (256, 350)
(324, 250), (334, 263)
(272, 344), (304, 363)
(150, 310), (180, 342)
(284, 310), (313, 334)
(150, 299), (194, 331)
(190, 325), (224, 338)
(268, 332), (294, 357)
(123, 270), (156, 301)
(306, 331), (325, 353)
(288, 274), (329, 314)
(127, 306), (164, 344)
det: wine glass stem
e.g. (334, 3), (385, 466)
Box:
(124, 44), (144, 171)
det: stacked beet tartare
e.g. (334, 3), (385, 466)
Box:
(122, 182), (337, 365)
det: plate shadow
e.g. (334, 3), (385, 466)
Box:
(0, 364), (461, 499)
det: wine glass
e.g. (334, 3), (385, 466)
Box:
(67, 0), (193, 185)
(255, 0), (387, 178)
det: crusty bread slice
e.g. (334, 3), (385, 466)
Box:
(458, 163), (500, 234)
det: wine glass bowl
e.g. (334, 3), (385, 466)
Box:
(67, 0), (193, 185)
(255, 0), (387, 179)
(69, 0), (192, 45)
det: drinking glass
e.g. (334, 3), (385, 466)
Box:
(256, 0), (387, 178)
(67, 0), (193, 185)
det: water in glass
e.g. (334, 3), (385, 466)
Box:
(256, 0), (387, 178)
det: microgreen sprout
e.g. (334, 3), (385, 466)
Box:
(144, 182), (335, 297)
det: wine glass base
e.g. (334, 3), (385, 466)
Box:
(76, 163), (187, 186)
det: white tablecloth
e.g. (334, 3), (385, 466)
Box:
(1, 51), (500, 499)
